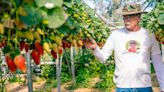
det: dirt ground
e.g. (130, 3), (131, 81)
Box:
(51, 76), (160, 92)
(5, 83), (160, 92)
(5, 74), (160, 92)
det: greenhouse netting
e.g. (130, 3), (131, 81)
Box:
(83, 0), (157, 27)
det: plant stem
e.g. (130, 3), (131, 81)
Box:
(10, 0), (17, 9)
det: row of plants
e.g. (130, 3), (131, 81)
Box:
(0, 0), (109, 73)
(35, 48), (115, 91)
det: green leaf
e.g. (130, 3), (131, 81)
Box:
(35, 0), (63, 8)
(35, 0), (46, 7)
(66, 17), (76, 29)
(47, 7), (67, 28)
(2, 46), (10, 54)
(79, 23), (87, 28)
(64, 0), (73, 2)
(154, 8), (160, 17)
(158, 13), (164, 25)
(20, 5), (43, 27)
(70, 28), (78, 34)
(53, 0), (63, 7)
(63, 2), (73, 7)
(74, 0), (81, 3)
(10, 48), (20, 60)
(57, 25), (70, 35)
(14, 0), (23, 7)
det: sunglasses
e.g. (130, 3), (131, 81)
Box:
(123, 14), (140, 20)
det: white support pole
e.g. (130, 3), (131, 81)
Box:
(70, 46), (76, 85)
(56, 54), (61, 92)
(25, 50), (33, 92)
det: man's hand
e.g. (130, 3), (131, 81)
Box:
(84, 38), (98, 51)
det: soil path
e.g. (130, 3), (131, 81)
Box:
(5, 74), (160, 92)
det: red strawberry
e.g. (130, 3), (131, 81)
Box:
(67, 42), (71, 48)
(5, 54), (17, 73)
(25, 43), (29, 52)
(62, 40), (71, 49)
(34, 41), (44, 55)
(51, 50), (57, 59)
(14, 55), (26, 73)
(19, 41), (26, 51)
(58, 46), (63, 55)
(1, 40), (6, 47)
(0, 42), (3, 48)
(62, 40), (67, 49)
(31, 49), (40, 65)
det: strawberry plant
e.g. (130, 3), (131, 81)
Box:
(95, 62), (115, 91)
(141, 1), (164, 44)
(0, 0), (112, 91)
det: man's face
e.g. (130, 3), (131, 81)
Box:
(123, 14), (141, 31)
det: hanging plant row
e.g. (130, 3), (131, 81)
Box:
(0, 0), (110, 73)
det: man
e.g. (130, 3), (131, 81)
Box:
(84, 3), (164, 92)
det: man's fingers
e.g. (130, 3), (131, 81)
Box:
(84, 37), (93, 42)
(88, 38), (95, 44)
(83, 38), (92, 44)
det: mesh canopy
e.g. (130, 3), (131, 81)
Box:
(83, 0), (156, 27)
